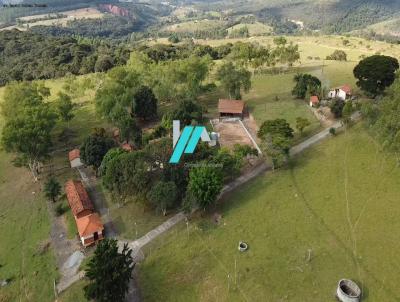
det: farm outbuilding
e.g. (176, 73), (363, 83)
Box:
(68, 149), (83, 169)
(309, 95), (319, 107)
(218, 99), (245, 119)
(65, 180), (104, 247)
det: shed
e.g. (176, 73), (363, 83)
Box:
(218, 99), (245, 119)
(75, 213), (104, 247)
(68, 149), (83, 168)
(309, 95), (319, 107)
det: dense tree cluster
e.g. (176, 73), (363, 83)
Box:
(31, 16), (141, 39)
(0, 30), (129, 85)
(361, 76), (400, 152)
(292, 74), (321, 99)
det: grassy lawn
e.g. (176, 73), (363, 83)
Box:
(138, 125), (400, 301)
(58, 280), (88, 302)
(0, 153), (58, 302)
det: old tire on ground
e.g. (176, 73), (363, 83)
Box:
(238, 242), (248, 252)
(336, 279), (361, 302)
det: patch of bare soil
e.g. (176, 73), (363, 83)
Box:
(213, 120), (253, 149)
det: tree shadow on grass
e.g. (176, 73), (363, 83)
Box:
(112, 216), (126, 235)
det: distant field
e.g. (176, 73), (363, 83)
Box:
(0, 7), (104, 31)
(162, 19), (227, 33)
(138, 125), (400, 301)
(227, 22), (272, 36)
(195, 35), (400, 62)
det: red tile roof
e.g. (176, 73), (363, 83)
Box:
(340, 84), (352, 94)
(121, 143), (133, 152)
(68, 149), (80, 162)
(310, 96), (319, 104)
(75, 213), (104, 237)
(65, 180), (94, 217)
(218, 99), (245, 114)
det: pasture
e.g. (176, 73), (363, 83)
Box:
(138, 125), (400, 302)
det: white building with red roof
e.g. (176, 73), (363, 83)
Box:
(328, 84), (352, 101)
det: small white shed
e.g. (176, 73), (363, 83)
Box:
(69, 149), (83, 169)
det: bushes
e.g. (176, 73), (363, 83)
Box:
(326, 50), (347, 61)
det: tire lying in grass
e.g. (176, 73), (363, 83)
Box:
(336, 279), (361, 302)
(238, 241), (248, 252)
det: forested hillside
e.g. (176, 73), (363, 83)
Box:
(180, 0), (400, 34)
(0, 30), (129, 85)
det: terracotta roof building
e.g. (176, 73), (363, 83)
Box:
(75, 213), (104, 247)
(65, 180), (104, 247)
(218, 99), (245, 119)
(65, 180), (94, 218)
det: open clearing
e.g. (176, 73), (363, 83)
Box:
(0, 8), (104, 31)
(227, 22), (273, 36)
(212, 120), (254, 149)
(138, 125), (400, 301)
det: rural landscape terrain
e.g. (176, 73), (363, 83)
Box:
(0, 0), (400, 301)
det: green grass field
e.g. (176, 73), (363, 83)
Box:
(138, 125), (400, 301)
(227, 22), (272, 36)
(0, 153), (58, 302)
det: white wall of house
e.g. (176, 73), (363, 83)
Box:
(70, 158), (83, 168)
(328, 89), (347, 101)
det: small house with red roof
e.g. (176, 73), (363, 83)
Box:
(309, 96), (319, 107)
(65, 180), (104, 247)
(218, 99), (245, 119)
(328, 85), (352, 101)
(68, 149), (83, 169)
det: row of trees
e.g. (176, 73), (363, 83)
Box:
(90, 134), (256, 214)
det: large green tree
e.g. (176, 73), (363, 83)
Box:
(1, 83), (57, 180)
(187, 166), (223, 209)
(258, 119), (294, 170)
(95, 66), (140, 123)
(84, 239), (134, 302)
(103, 151), (151, 202)
(80, 133), (116, 174)
(353, 55), (399, 96)
(55, 92), (74, 125)
(133, 86), (158, 120)
(216, 61), (251, 100)
(147, 181), (178, 216)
